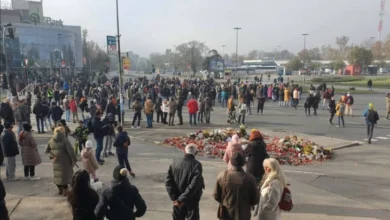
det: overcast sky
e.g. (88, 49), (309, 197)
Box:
(41, 0), (389, 57)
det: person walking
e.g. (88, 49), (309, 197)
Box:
(386, 93), (390, 120)
(364, 103), (380, 144)
(165, 144), (205, 220)
(197, 97), (204, 123)
(1, 122), (19, 181)
(63, 95), (71, 122)
(167, 97), (177, 126)
(254, 158), (287, 220)
(214, 152), (260, 220)
(244, 130), (269, 183)
(144, 96), (154, 128)
(113, 126), (135, 177)
(15, 99), (30, 135)
(223, 134), (243, 169)
(50, 102), (63, 129)
(92, 111), (109, 164)
(33, 99), (45, 133)
(335, 99), (346, 128)
(187, 96), (199, 126)
(328, 97), (336, 125)
(81, 141), (100, 182)
(45, 127), (77, 196)
(304, 94), (314, 116)
(19, 123), (41, 181)
(345, 92), (354, 116)
(204, 94), (212, 123)
(71, 120), (89, 155)
(131, 99), (142, 128)
(67, 170), (100, 220)
(237, 99), (247, 125)
(102, 113), (117, 158)
(94, 166), (147, 220)
(70, 97), (79, 123)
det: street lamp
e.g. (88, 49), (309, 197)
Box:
(116, 0), (124, 126)
(221, 45), (226, 56)
(302, 33), (309, 64)
(234, 27), (241, 80)
(2, 24), (15, 98)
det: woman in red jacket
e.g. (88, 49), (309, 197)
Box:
(69, 97), (79, 123)
(187, 96), (198, 126)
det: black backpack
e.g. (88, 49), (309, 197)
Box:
(367, 110), (377, 122)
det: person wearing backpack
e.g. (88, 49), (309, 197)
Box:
(335, 99), (346, 128)
(363, 103), (380, 144)
(254, 158), (288, 220)
(345, 92), (354, 116)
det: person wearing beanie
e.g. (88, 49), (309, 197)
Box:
(81, 140), (99, 182)
(244, 130), (269, 183)
(1, 122), (19, 181)
(223, 134), (243, 168)
(95, 165), (147, 220)
(213, 152), (260, 220)
(165, 144), (205, 219)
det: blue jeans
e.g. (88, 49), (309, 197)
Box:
(95, 137), (104, 161)
(117, 152), (132, 171)
(65, 110), (70, 122)
(146, 114), (153, 127)
(35, 116), (44, 133)
(338, 116), (345, 127)
(18, 121), (24, 135)
(189, 113), (197, 125)
(221, 96), (226, 108)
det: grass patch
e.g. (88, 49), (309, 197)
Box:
(311, 76), (365, 83)
(339, 78), (390, 88)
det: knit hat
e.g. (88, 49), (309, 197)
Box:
(231, 134), (239, 143)
(249, 130), (263, 141)
(85, 140), (93, 149)
(113, 165), (128, 182)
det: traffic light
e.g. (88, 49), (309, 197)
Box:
(5, 23), (14, 39)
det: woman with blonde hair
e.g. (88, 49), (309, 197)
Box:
(254, 158), (287, 220)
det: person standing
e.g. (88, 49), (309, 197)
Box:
(292, 87), (299, 109)
(328, 97), (336, 125)
(167, 97), (177, 126)
(386, 93), (390, 120)
(131, 99), (142, 129)
(63, 95), (71, 122)
(144, 96), (154, 128)
(197, 97), (204, 123)
(71, 120), (89, 155)
(244, 130), (269, 183)
(155, 94), (163, 123)
(51, 102), (63, 129)
(254, 158), (287, 220)
(165, 144), (205, 220)
(283, 87), (289, 107)
(187, 96), (199, 126)
(113, 126), (135, 176)
(19, 123), (41, 181)
(45, 127), (77, 196)
(304, 94), (314, 116)
(69, 97), (79, 123)
(177, 95), (184, 125)
(367, 79), (373, 91)
(257, 96), (266, 115)
(92, 111), (109, 164)
(363, 103), (379, 144)
(0, 179), (9, 220)
(214, 152), (259, 220)
(1, 122), (19, 181)
(237, 99), (247, 125)
(15, 99), (30, 135)
(204, 94), (212, 124)
(335, 99), (346, 128)
(81, 141), (100, 182)
(223, 134), (243, 168)
(345, 92), (354, 116)
(33, 99), (45, 133)
(102, 113), (117, 158)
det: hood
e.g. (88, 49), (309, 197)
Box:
(81, 148), (91, 159)
(118, 131), (128, 139)
(53, 132), (66, 142)
(111, 178), (132, 192)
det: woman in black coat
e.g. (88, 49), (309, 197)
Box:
(328, 97), (336, 125)
(244, 130), (269, 183)
(0, 179), (9, 220)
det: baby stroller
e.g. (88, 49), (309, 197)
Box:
(227, 106), (238, 124)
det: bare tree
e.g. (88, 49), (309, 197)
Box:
(247, 50), (259, 60)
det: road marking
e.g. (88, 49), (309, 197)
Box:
(363, 138), (379, 142)
(376, 137), (390, 140)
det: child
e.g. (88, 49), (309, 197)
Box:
(58, 119), (71, 138)
(71, 120), (89, 155)
(237, 99), (247, 125)
(81, 140), (99, 182)
(113, 126), (135, 177)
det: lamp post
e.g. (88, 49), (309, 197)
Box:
(116, 0), (124, 126)
(2, 25), (14, 99)
(234, 27), (241, 80)
(221, 45), (226, 56)
(302, 33), (309, 65)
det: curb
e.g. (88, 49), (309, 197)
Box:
(330, 142), (361, 151)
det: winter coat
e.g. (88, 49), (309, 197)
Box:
(256, 179), (282, 220)
(0, 103), (14, 123)
(283, 89), (289, 101)
(45, 131), (77, 185)
(197, 99), (204, 112)
(106, 102), (117, 116)
(144, 99), (154, 114)
(70, 188), (100, 220)
(213, 167), (260, 220)
(155, 97), (163, 112)
(81, 148), (99, 175)
(267, 87), (272, 98)
(244, 139), (269, 181)
(113, 131), (130, 155)
(94, 178), (147, 220)
(92, 117), (108, 139)
(167, 101), (177, 114)
(336, 103), (345, 117)
(132, 102), (142, 113)
(329, 100), (336, 114)
(227, 98), (234, 111)
(51, 106), (63, 121)
(165, 154), (205, 204)
(223, 142), (243, 169)
(19, 131), (41, 166)
(15, 103), (30, 122)
(187, 99), (199, 114)
(386, 97), (390, 113)
(1, 130), (19, 157)
(0, 179), (8, 220)
(89, 104), (97, 117)
(70, 99), (78, 113)
(204, 97), (213, 110)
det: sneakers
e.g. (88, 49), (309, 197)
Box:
(8, 177), (19, 181)
(24, 176), (30, 181)
(108, 152), (115, 156)
(30, 176), (41, 181)
(137, 126), (140, 129)
(131, 126), (135, 128)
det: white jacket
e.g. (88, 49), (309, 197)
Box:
(256, 179), (282, 220)
(162, 103), (169, 113)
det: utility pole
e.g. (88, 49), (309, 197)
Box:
(302, 33), (309, 65)
(116, 0), (124, 126)
(221, 45), (226, 56)
(234, 27), (241, 80)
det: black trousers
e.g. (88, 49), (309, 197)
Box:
(367, 124), (375, 141)
(168, 113), (175, 126)
(329, 112), (335, 123)
(132, 112), (141, 126)
(257, 102), (264, 113)
(177, 108), (183, 124)
(24, 166), (35, 177)
(172, 201), (200, 220)
(156, 111), (163, 123)
(163, 112), (168, 124)
(0, 203), (9, 220)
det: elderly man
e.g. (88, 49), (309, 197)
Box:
(165, 144), (205, 220)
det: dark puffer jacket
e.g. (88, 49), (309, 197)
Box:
(244, 139), (269, 181)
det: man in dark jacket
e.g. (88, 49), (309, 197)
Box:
(0, 179), (9, 220)
(33, 99), (45, 133)
(95, 166), (147, 220)
(51, 102), (63, 128)
(177, 95), (184, 125)
(113, 126), (134, 176)
(204, 95), (213, 123)
(0, 99), (14, 124)
(165, 144), (205, 220)
(92, 111), (109, 164)
(1, 122), (19, 181)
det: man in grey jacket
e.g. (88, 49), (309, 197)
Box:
(204, 94), (213, 124)
(167, 97), (177, 126)
(15, 99), (30, 134)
